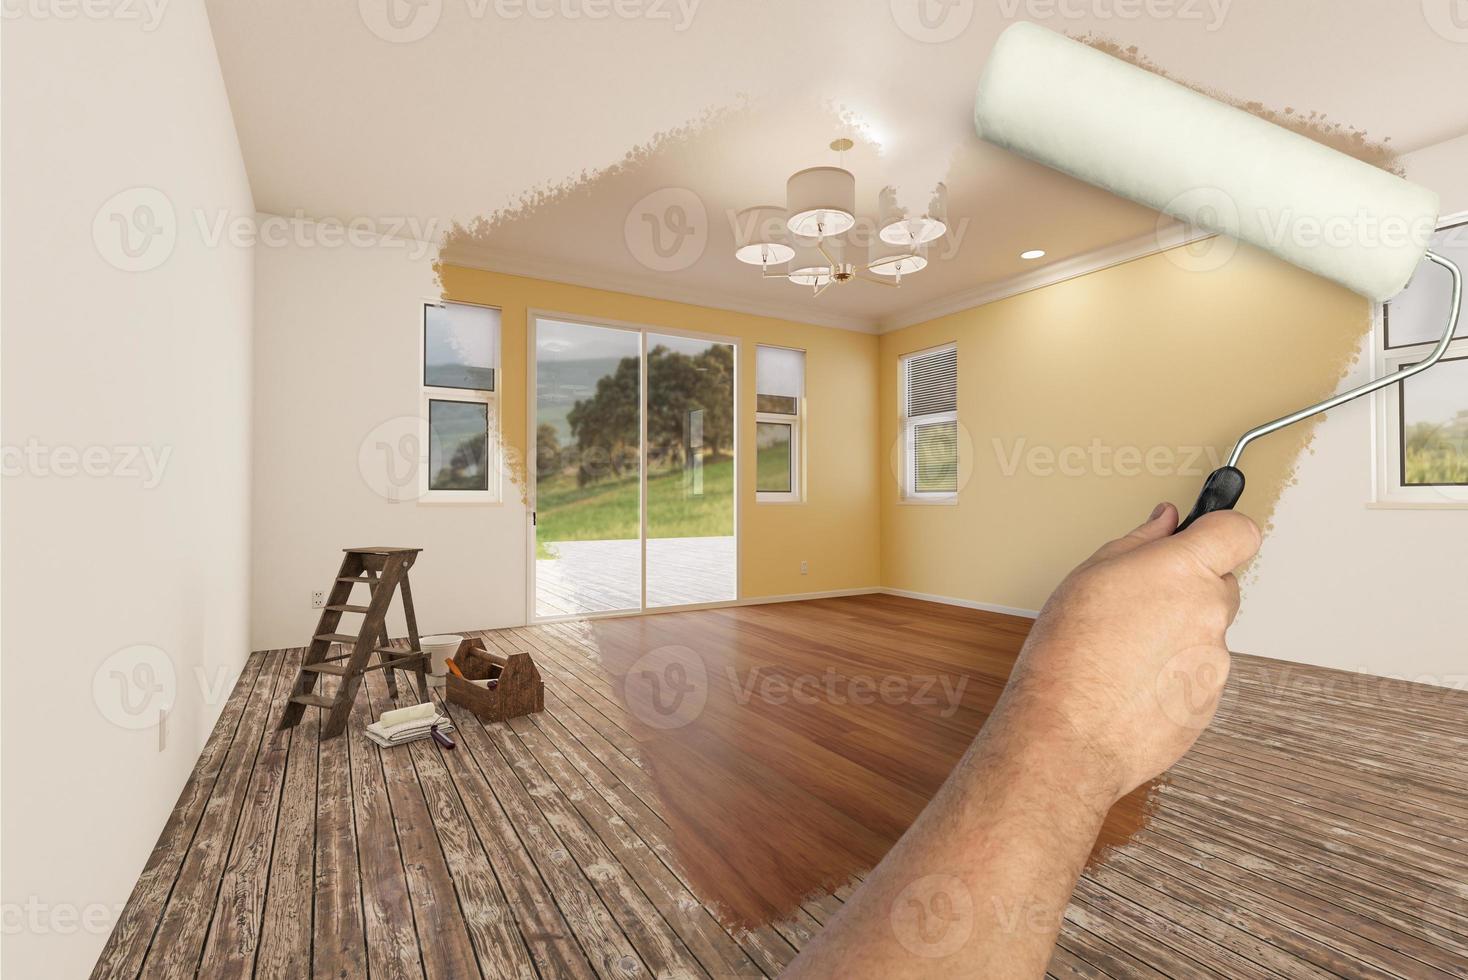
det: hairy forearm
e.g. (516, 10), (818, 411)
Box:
(783, 699), (1110, 979)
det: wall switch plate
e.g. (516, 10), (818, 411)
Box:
(800, 561), (808, 575)
(311, 590), (326, 609)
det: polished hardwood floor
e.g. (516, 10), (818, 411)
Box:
(93, 594), (1468, 978)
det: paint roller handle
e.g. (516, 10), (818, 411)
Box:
(1175, 466), (1245, 534)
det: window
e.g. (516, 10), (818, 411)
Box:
(901, 344), (958, 501)
(755, 345), (804, 502)
(422, 301), (500, 501)
(1376, 218), (1468, 506)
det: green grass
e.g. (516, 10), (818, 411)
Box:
(1405, 447), (1468, 484)
(536, 456), (734, 557)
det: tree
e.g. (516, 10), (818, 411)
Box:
(536, 422), (562, 476)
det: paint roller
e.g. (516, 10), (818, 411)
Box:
(973, 23), (1462, 531)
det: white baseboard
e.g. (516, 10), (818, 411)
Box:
(738, 587), (884, 606)
(878, 587), (1040, 619)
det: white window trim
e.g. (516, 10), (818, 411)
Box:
(900, 343), (959, 504)
(419, 299), (503, 505)
(1373, 337), (1468, 509)
(755, 344), (805, 504)
(754, 411), (801, 504)
(1371, 213), (1468, 509)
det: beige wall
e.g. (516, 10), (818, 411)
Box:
(251, 256), (882, 651)
(2, 4), (255, 978)
(878, 243), (1369, 613)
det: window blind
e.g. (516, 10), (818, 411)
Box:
(756, 345), (804, 416)
(904, 346), (957, 417)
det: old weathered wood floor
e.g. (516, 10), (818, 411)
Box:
(93, 595), (1468, 978)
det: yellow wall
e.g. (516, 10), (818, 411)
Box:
(878, 244), (1371, 611)
(440, 264), (883, 599)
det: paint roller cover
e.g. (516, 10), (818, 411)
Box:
(378, 700), (436, 728)
(973, 22), (1439, 302)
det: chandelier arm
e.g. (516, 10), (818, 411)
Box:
(855, 273), (901, 288)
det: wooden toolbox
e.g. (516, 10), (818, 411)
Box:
(446, 637), (544, 723)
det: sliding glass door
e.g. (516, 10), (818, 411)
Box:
(531, 316), (737, 619)
(645, 333), (736, 608)
(532, 319), (643, 617)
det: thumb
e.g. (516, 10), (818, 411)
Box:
(1168, 510), (1262, 577)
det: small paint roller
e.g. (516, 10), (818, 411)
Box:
(974, 23), (1462, 531)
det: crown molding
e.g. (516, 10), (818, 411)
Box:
(875, 223), (1216, 333)
(438, 241), (881, 334)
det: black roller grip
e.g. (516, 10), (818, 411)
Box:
(1175, 466), (1245, 534)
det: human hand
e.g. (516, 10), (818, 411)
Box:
(993, 502), (1261, 812)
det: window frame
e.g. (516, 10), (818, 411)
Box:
(900, 343), (959, 504)
(1373, 213), (1468, 508)
(754, 344), (805, 504)
(420, 299), (502, 504)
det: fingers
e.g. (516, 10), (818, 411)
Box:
(1170, 511), (1262, 577)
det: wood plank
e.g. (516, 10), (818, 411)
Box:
(363, 672), (538, 980)
(255, 657), (319, 980)
(90, 651), (268, 980)
(311, 674), (368, 980)
(197, 649), (303, 977)
(138, 649), (292, 978)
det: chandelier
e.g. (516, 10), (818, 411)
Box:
(734, 139), (949, 296)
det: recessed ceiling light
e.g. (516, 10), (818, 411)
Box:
(1020, 249), (1046, 260)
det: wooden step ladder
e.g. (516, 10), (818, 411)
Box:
(278, 547), (429, 739)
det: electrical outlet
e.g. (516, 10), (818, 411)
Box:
(311, 590), (326, 609)
(800, 560), (808, 575)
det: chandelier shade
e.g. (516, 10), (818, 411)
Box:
(868, 244), (928, 278)
(786, 166), (857, 239)
(786, 237), (834, 286)
(878, 182), (949, 246)
(733, 205), (795, 267)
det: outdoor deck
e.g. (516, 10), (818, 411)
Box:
(535, 535), (736, 617)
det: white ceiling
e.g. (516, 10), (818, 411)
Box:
(205, 1), (1468, 331)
